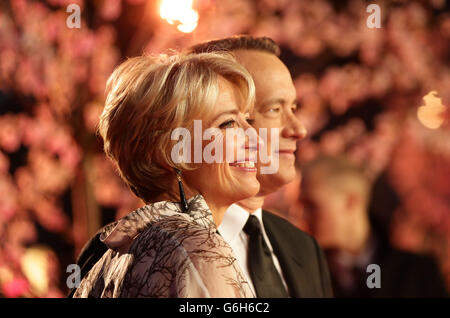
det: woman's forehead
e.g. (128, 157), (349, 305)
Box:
(216, 78), (251, 112)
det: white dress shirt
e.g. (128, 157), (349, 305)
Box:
(218, 203), (289, 296)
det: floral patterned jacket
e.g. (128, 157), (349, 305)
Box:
(73, 195), (254, 298)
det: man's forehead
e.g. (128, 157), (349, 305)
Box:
(233, 50), (296, 103)
(233, 49), (283, 71)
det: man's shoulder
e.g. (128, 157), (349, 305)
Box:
(262, 209), (309, 234)
(262, 210), (315, 247)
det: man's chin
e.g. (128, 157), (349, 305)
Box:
(273, 166), (297, 184)
(256, 169), (296, 194)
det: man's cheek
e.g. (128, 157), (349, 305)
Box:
(259, 128), (279, 175)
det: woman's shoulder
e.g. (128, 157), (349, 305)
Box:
(131, 212), (225, 258)
(130, 196), (221, 253)
(99, 198), (208, 250)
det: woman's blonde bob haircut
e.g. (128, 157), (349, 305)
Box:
(98, 52), (255, 203)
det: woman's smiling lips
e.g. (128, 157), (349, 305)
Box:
(229, 159), (257, 172)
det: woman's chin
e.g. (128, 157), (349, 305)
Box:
(215, 166), (260, 202)
(233, 180), (260, 202)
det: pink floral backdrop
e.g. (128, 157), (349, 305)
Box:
(0, 0), (449, 297)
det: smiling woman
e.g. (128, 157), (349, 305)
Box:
(73, 52), (259, 297)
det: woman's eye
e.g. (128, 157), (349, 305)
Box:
(219, 119), (236, 129)
(267, 106), (281, 113)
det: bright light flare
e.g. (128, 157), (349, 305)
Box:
(417, 91), (446, 129)
(159, 0), (198, 33)
(20, 247), (50, 295)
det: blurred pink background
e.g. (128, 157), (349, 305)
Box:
(0, 0), (449, 297)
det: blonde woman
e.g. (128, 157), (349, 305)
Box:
(73, 52), (260, 298)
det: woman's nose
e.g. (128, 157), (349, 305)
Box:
(243, 120), (263, 151)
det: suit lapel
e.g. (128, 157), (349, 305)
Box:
(262, 211), (315, 297)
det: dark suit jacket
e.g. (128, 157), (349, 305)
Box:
(262, 210), (333, 297)
(69, 210), (334, 298)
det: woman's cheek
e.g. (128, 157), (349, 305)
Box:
(221, 130), (235, 163)
(201, 130), (224, 163)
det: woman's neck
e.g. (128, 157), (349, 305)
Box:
(153, 178), (197, 206)
(203, 199), (229, 227)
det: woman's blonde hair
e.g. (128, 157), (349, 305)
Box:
(98, 52), (255, 203)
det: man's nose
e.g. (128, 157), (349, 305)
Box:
(282, 112), (307, 140)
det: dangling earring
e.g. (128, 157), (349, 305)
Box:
(174, 168), (189, 213)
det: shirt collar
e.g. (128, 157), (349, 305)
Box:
(218, 204), (263, 243)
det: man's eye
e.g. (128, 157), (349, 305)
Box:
(219, 119), (236, 129)
(246, 118), (255, 125)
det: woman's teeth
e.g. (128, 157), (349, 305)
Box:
(230, 162), (255, 168)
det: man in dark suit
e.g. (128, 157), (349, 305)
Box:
(70, 36), (333, 298)
(300, 156), (448, 297)
(191, 36), (333, 297)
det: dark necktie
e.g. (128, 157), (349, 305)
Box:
(243, 215), (288, 298)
